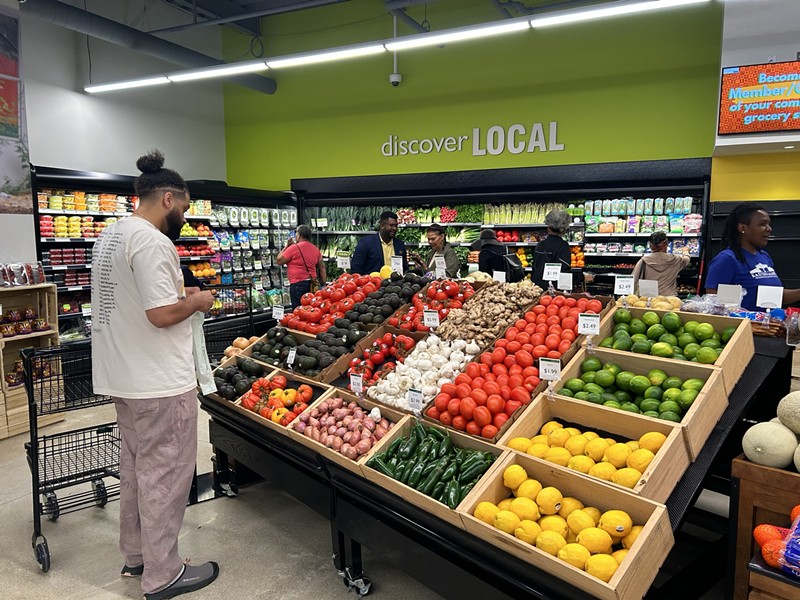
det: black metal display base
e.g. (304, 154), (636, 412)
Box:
(199, 336), (792, 600)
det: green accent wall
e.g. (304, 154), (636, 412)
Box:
(223, 0), (723, 190)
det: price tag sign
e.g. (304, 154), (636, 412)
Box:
(316, 218), (328, 228)
(254, 280), (264, 291)
(543, 263), (561, 281)
(407, 388), (424, 412)
(756, 285), (783, 309)
(349, 373), (363, 395)
(638, 279), (659, 298)
(614, 274), (634, 296)
(81, 305), (92, 317)
(434, 256), (447, 279)
(539, 357), (562, 381)
(254, 260), (263, 270)
(467, 263), (478, 273)
(423, 309), (440, 328)
(273, 305), (285, 320)
(493, 270), (506, 283)
(717, 284), (743, 306)
(390, 255), (404, 275)
(336, 256), (351, 269)
(286, 348), (297, 366)
(251, 240), (260, 250)
(557, 272), (573, 291)
(578, 313), (600, 336)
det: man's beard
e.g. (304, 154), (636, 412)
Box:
(165, 209), (183, 241)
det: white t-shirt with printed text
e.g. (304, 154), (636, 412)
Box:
(91, 216), (196, 399)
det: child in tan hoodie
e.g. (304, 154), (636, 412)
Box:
(632, 232), (690, 297)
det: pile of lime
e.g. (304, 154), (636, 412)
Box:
(559, 356), (706, 421)
(598, 309), (736, 365)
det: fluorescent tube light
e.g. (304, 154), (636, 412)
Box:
(85, 76), (171, 94)
(530, 0), (710, 28)
(168, 61), (268, 82)
(385, 20), (530, 52)
(785, 145), (796, 149)
(266, 44), (385, 68)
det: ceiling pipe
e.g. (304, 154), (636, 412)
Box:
(151, 0), (351, 35)
(387, 8), (428, 33)
(490, 0), (514, 18)
(19, 0), (277, 94)
(385, 0), (442, 8)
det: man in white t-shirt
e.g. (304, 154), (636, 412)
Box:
(91, 151), (218, 600)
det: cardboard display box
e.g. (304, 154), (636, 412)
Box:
(551, 348), (727, 461)
(458, 451), (674, 600)
(498, 393), (690, 503)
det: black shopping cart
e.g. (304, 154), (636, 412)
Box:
(203, 284), (255, 362)
(22, 342), (119, 572)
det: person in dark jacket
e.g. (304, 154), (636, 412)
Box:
(351, 211), (408, 275)
(532, 209), (572, 289)
(471, 229), (506, 275)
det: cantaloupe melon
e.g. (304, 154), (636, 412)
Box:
(795, 444), (800, 473)
(742, 421), (798, 468)
(777, 391), (800, 435)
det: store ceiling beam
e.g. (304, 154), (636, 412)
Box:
(150, 0), (351, 35)
(161, 0), (261, 36)
(20, 0), (277, 94)
(385, 0), (436, 34)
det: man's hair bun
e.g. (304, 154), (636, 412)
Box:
(136, 150), (165, 174)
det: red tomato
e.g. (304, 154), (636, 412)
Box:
(500, 385), (512, 401)
(558, 306), (571, 320)
(441, 383), (457, 397)
(539, 296), (552, 306)
(524, 375), (541, 392)
(504, 399), (522, 416)
(434, 393), (450, 413)
(545, 306), (559, 317)
(484, 373), (497, 383)
(508, 364), (523, 377)
(562, 317), (577, 331)
(479, 363), (490, 376)
(524, 323), (538, 335)
(460, 397), (477, 421)
(455, 373), (472, 386)
(522, 343), (534, 353)
(470, 376), (486, 390)
(553, 296), (565, 307)
(491, 364), (508, 378)
(496, 374), (510, 389)
(535, 324), (549, 336)
(522, 366), (539, 378)
(569, 307), (581, 320)
(561, 329), (577, 342)
(447, 398), (461, 416)
(481, 424), (499, 439)
(505, 327), (519, 342)
(546, 350), (562, 359)
(516, 318), (529, 329)
(479, 352), (493, 366)
(576, 298), (589, 311)
(491, 347), (507, 364)
(473, 406), (492, 428)
(508, 374), (524, 389)
(466, 421), (482, 436)
(533, 305), (546, 315)
(506, 341), (522, 354)
(482, 381), (500, 397)
(588, 299), (603, 313)
(452, 416), (467, 431)
(533, 344), (549, 358)
(439, 411), (453, 426)
(531, 333), (545, 346)
(545, 334), (561, 350)
(565, 297), (577, 307)
(503, 355), (517, 369)
(495, 339), (509, 349)
(511, 387), (531, 405)
(493, 412), (509, 429)
(426, 407), (440, 420)
(456, 383), (473, 399)
(516, 332), (531, 345)
(515, 350), (534, 368)
(471, 389), (488, 406)
(486, 394), (506, 415)
(558, 340), (572, 354)
(466, 362), (482, 379)
(547, 325), (563, 337)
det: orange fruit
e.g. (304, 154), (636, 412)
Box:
(761, 538), (783, 569)
(753, 524), (784, 548)
(791, 504), (800, 523)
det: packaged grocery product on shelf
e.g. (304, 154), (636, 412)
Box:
(1, 262), (46, 287)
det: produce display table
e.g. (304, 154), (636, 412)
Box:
(199, 335), (793, 600)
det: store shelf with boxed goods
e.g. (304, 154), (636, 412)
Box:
(0, 284), (62, 439)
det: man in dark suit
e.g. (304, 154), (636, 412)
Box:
(351, 211), (408, 275)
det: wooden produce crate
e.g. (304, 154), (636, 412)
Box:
(285, 389), (409, 477)
(596, 306), (753, 396)
(552, 348), (727, 461)
(362, 418), (506, 530)
(498, 393), (689, 503)
(459, 451), (674, 600)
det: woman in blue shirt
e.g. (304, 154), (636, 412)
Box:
(705, 203), (800, 310)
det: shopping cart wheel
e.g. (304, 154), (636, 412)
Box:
(92, 479), (108, 508)
(43, 492), (59, 522)
(34, 537), (50, 572)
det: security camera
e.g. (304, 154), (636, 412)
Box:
(389, 73), (402, 87)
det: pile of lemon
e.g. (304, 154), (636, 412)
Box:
(505, 421), (667, 491)
(473, 463), (645, 582)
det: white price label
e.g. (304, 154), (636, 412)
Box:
(316, 218), (328, 228)
(543, 263), (561, 281)
(81, 306), (92, 317)
(423, 309), (440, 328)
(337, 256), (351, 269)
(349, 373), (363, 394)
(717, 284), (743, 306)
(251, 240), (260, 249)
(638, 279), (659, 298)
(434, 256), (447, 279)
(614, 275), (634, 296)
(273, 305), (285, 320)
(286, 348), (297, 366)
(467, 263), (479, 273)
(407, 389), (424, 412)
(390, 255), (404, 275)
(254, 260), (263, 270)
(493, 270), (506, 283)
(557, 272), (573, 291)
(539, 357), (562, 381)
(756, 285), (783, 309)
(578, 313), (600, 335)
(254, 280), (264, 290)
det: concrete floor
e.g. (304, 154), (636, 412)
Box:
(11, 349), (800, 600)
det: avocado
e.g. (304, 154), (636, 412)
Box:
(266, 328), (277, 340)
(334, 318), (351, 329)
(358, 313), (373, 324)
(279, 347), (291, 361)
(305, 369), (321, 378)
(282, 334), (297, 347)
(390, 272), (402, 282)
(318, 354), (336, 369)
(346, 310), (360, 322)
(357, 304), (369, 314)
(252, 341), (264, 354)
(273, 328), (287, 342)
(270, 346), (282, 359)
(214, 377), (226, 389)
(372, 314), (386, 324)
(299, 356), (318, 370)
(234, 379), (250, 396)
(221, 385), (236, 401)
(331, 346), (348, 357)
(348, 330), (367, 345)
(381, 305), (394, 317)
(296, 346), (308, 357)
(381, 278), (391, 287)
(306, 347), (320, 359)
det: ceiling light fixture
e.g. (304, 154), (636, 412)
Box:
(266, 43), (385, 69)
(168, 60), (268, 82)
(85, 76), (171, 94)
(384, 19), (530, 52)
(530, 0), (710, 28)
(785, 145), (796, 149)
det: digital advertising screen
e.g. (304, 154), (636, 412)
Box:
(718, 60), (800, 135)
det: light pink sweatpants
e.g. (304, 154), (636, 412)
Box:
(114, 390), (198, 594)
